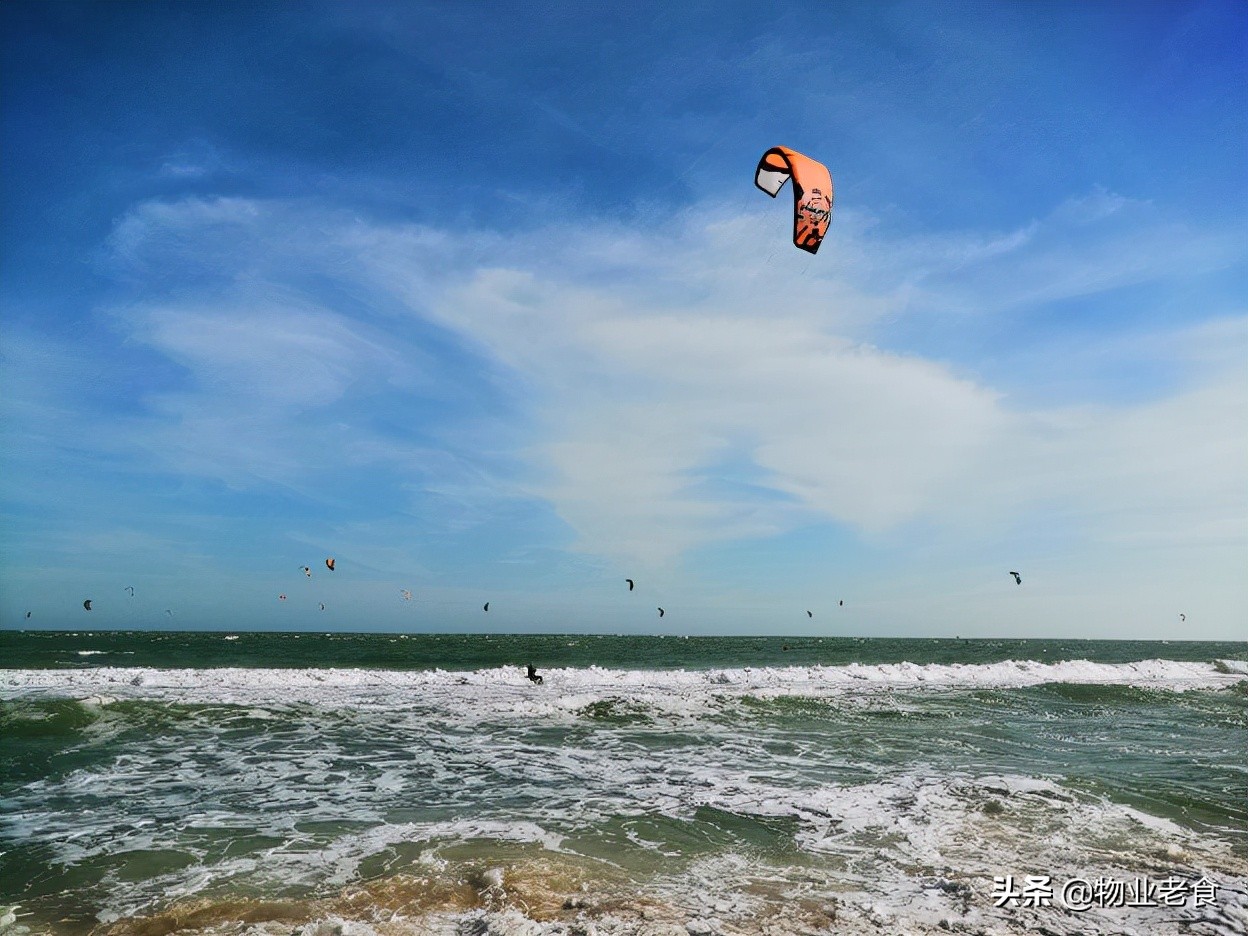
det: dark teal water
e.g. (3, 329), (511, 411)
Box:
(3, 629), (1243, 671)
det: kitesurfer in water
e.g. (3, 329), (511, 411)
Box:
(525, 663), (543, 685)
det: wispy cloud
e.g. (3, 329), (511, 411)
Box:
(80, 192), (1246, 591)
(841, 191), (1246, 323)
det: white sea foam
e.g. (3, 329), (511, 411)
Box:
(43, 767), (1248, 936)
(3, 658), (1245, 936)
(1, 658), (1241, 718)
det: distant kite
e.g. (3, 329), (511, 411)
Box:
(25, 611), (32, 619)
(1009, 571), (1022, 585)
(839, 600), (844, 607)
(124, 586), (135, 597)
(754, 145), (834, 253)
(325, 558), (336, 572)
(483, 602), (490, 612)
(626, 579), (634, 591)
(278, 594), (287, 601)
(1180, 613), (1186, 622)
(400, 589), (413, 601)
(319, 603), (326, 611)
(165, 609), (173, 616)
(806, 610), (813, 618)
(658, 607), (665, 618)
(83, 600), (92, 611)
(301, 566), (311, 577)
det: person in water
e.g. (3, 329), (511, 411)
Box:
(525, 663), (543, 685)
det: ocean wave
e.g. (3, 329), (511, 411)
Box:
(1, 657), (1243, 713)
(36, 769), (1248, 936)
(4, 658), (1246, 936)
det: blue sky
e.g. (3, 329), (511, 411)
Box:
(2, 0), (1245, 637)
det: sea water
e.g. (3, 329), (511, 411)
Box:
(1, 631), (1246, 935)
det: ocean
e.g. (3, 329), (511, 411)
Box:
(1, 631), (1245, 936)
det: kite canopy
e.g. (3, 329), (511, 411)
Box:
(754, 146), (833, 254)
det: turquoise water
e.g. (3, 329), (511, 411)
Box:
(2, 631), (1246, 935)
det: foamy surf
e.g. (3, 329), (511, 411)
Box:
(47, 815), (1248, 936)
(3, 636), (1244, 936)
(2, 657), (1243, 716)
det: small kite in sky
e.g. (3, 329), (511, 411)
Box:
(301, 566), (311, 577)
(278, 594), (287, 601)
(1009, 571), (1022, 585)
(483, 602), (490, 612)
(124, 586), (135, 597)
(25, 611), (32, 619)
(83, 600), (92, 611)
(400, 589), (413, 601)
(165, 609), (173, 616)
(325, 558), (336, 572)
(1180, 613), (1186, 622)
(658, 607), (665, 618)
(626, 579), (634, 591)
(754, 146), (834, 254)
(319, 603), (326, 611)
(806, 610), (813, 618)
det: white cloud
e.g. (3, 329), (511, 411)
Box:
(93, 193), (1246, 591)
(103, 298), (424, 493)
(128, 301), (410, 406)
(157, 139), (232, 180)
(889, 192), (1246, 315)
